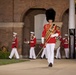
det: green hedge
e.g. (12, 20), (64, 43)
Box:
(0, 51), (10, 59)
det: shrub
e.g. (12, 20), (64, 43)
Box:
(1, 46), (8, 52)
(0, 46), (10, 59)
(0, 51), (10, 59)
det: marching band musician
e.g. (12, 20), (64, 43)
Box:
(63, 34), (69, 59)
(55, 35), (64, 59)
(55, 26), (61, 59)
(55, 37), (61, 59)
(9, 32), (19, 59)
(29, 32), (36, 59)
(41, 8), (60, 67)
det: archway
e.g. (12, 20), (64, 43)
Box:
(22, 8), (46, 58)
(62, 8), (76, 38)
(62, 9), (69, 37)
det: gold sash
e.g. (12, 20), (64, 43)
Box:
(44, 24), (56, 41)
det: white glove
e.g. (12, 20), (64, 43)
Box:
(27, 41), (29, 43)
(51, 33), (58, 37)
(41, 37), (44, 44)
(12, 42), (15, 44)
(24, 41), (29, 44)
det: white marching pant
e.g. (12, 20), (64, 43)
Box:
(46, 43), (55, 64)
(41, 48), (47, 58)
(64, 48), (69, 58)
(9, 48), (19, 59)
(55, 47), (61, 58)
(29, 47), (36, 59)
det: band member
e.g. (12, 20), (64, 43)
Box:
(29, 32), (36, 59)
(41, 8), (60, 67)
(55, 36), (61, 59)
(9, 32), (19, 59)
(55, 35), (64, 59)
(40, 44), (47, 59)
(63, 34), (69, 59)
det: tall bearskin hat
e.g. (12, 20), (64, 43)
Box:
(45, 8), (56, 22)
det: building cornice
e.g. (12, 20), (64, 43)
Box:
(0, 22), (24, 27)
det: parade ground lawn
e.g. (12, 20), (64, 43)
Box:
(0, 59), (28, 65)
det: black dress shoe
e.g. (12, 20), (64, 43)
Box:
(54, 57), (56, 59)
(40, 57), (43, 59)
(29, 58), (32, 59)
(48, 63), (53, 67)
(65, 57), (68, 59)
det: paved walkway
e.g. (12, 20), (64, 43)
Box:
(0, 59), (76, 75)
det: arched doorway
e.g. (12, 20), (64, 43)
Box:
(22, 8), (46, 58)
(62, 9), (69, 37)
(62, 8), (76, 37)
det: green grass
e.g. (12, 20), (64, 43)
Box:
(0, 59), (28, 65)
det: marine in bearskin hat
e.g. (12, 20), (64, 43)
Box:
(41, 8), (61, 67)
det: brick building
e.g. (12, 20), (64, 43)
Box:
(0, 0), (75, 58)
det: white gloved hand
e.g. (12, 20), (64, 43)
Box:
(27, 41), (29, 43)
(51, 33), (58, 37)
(12, 42), (15, 44)
(24, 41), (29, 44)
(41, 37), (44, 44)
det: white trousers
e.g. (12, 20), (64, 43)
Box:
(46, 43), (55, 64)
(41, 48), (47, 58)
(55, 47), (61, 58)
(9, 48), (19, 59)
(29, 47), (36, 59)
(64, 48), (69, 58)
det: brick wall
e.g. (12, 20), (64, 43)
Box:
(0, 0), (13, 22)
(0, 0), (69, 22)
(0, 23), (24, 55)
(0, 0), (69, 57)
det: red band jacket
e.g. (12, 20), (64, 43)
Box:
(12, 37), (18, 48)
(29, 37), (36, 47)
(63, 38), (69, 48)
(42, 24), (60, 43)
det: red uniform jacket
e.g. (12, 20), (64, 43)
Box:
(63, 38), (69, 48)
(42, 24), (60, 43)
(12, 37), (18, 48)
(30, 37), (36, 47)
(60, 37), (65, 47)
